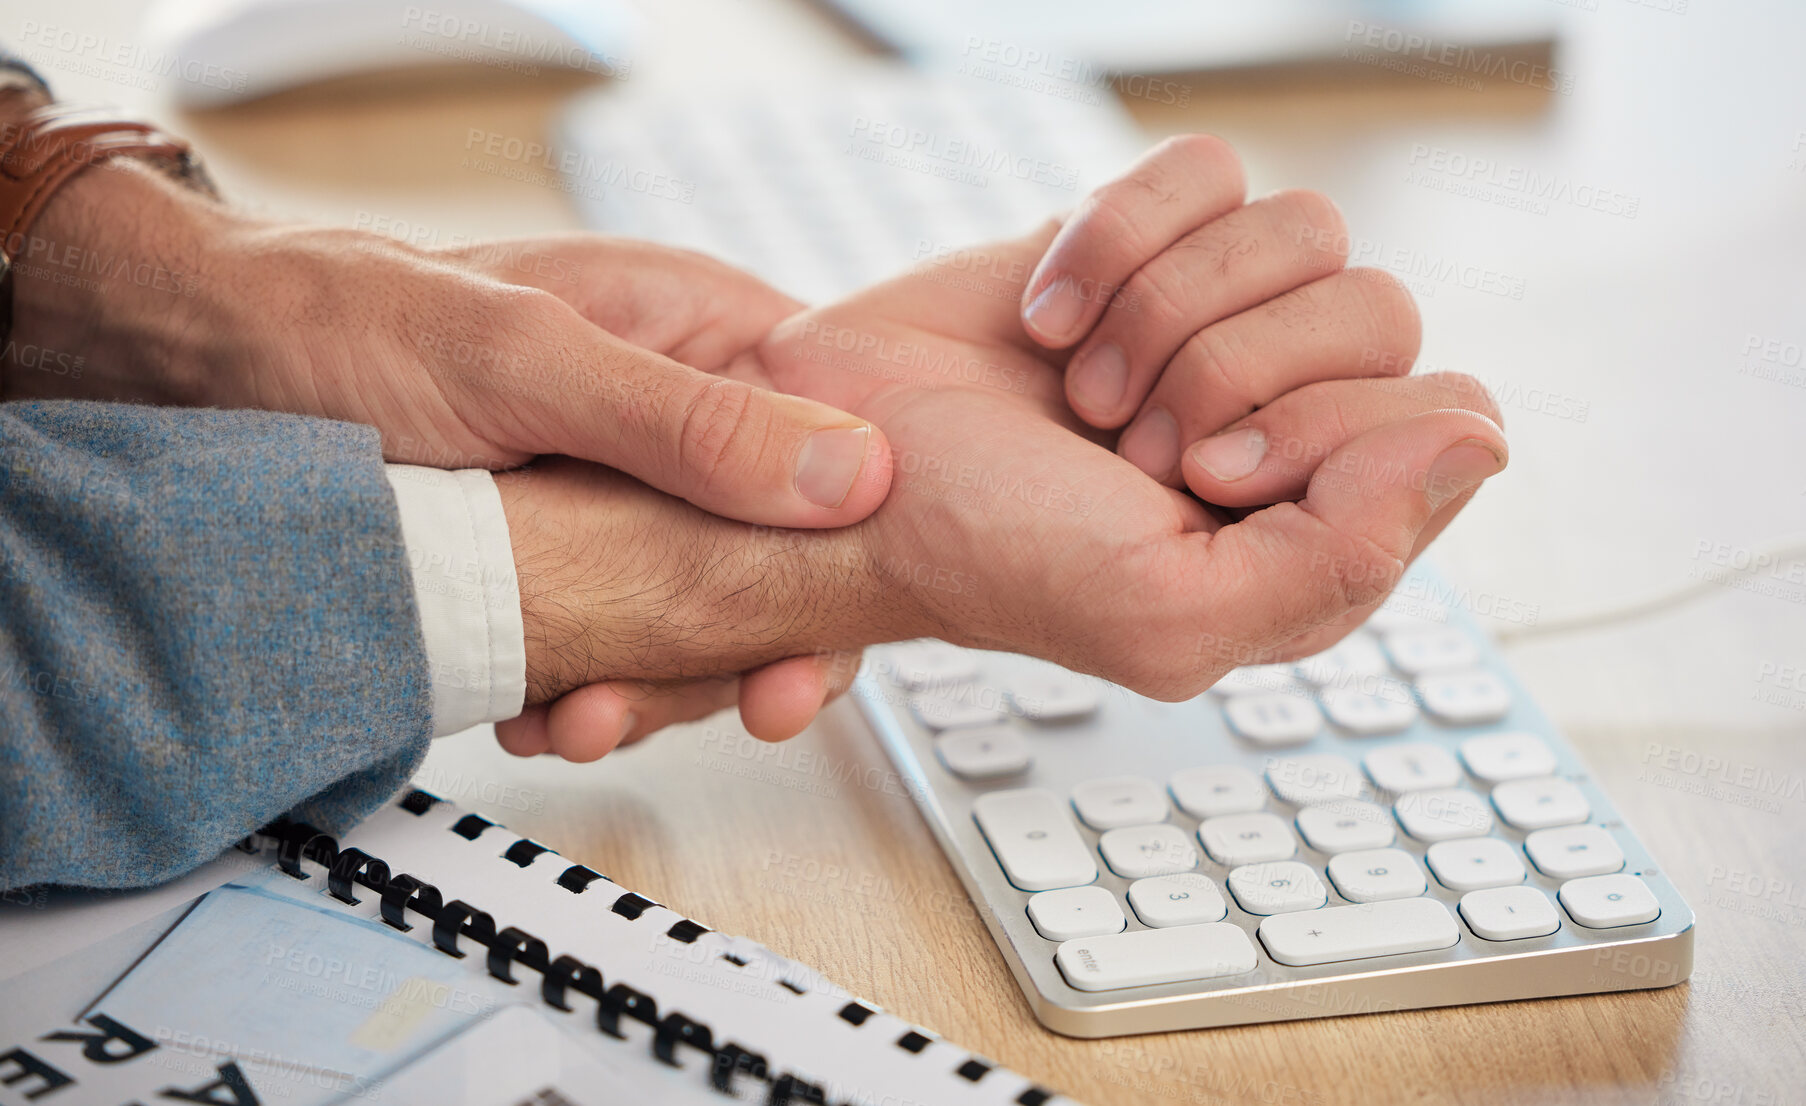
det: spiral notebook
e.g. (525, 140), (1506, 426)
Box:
(0, 790), (1071, 1105)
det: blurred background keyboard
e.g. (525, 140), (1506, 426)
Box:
(557, 69), (1145, 302)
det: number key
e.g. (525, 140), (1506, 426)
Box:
(973, 789), (1097, 892)
(1227, 861), (1327, 915)
(1326, 848), (1426, 903)
(1128, 874), (1228, 928)
(1198, 812), (1296, 866)
(1364, 743), (1462, 793)
(1099, 824), (1199, 879)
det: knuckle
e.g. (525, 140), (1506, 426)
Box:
(1272, 188), (1349, 272)
(1342, 268), (1423, 372)
(1269, 502), (1405, 625)
(469, 284), (578, 360)
(1178, 325), (1255, 409)
(674, 378), (760, 494)
(1310, 535), (1403, 616)
(1276, 188), (1348, 242)
(1156, 133), (1246, 196)
(480, 283), (571, 332)
(1124, 255), (1202, 333)
(1077, 183), (1160, 268)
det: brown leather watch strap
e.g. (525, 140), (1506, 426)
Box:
(0, 104), (217, 349)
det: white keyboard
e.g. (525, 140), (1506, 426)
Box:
(853, 568), (1694, 1036)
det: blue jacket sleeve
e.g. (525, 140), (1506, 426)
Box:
(0, 401), (432, 890)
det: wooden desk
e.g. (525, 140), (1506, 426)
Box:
(34, 0), (1806, 1101)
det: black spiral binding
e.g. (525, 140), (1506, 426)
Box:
(255, 789), (1058, 1106)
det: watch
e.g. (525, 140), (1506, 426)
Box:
(0, 103), (218, 351)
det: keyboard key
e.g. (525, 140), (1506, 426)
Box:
(1492, 777), (1590, 830)
(1265, 754), (1368, 806)
(1459, 886), (1560, 940)
(1071, 776), (1169, 831)
(973, 789), (1097, 892)
(1320, 683), (1420, 735)
(1198, 812), (1296, 866)
(1222, 693), (1322, 747)
(1559, 874), (1660, 928)
(1364, 743), (1462, 793)
(1027, 886), (1125, 941)
(1417, 670), (1512, 725)
(1259, 898), (1459, 966)
(1460, 732), (1558, 782)
(1384, 628), (1480, 676)
(1425, 838), (1527, 891)
(1169, 766), (1266, 819)
(1395, 788), (1494, 842)
(909, 688), (1006, 730)
(1055, 923), (1257, 992)
(1293, 635), (1390, 687)
(934, 726), (1030, 780)
(1295, 800), (1395, 853)
(1227, 861), (1328, 915)
(1099, 824), (1199, 879)
(888, 641), (977, 689)
(1008, 671), (1100, 722)
(1128, 874), (1228, 928)
(1327, 848), (1426, 903)
(1210, 665), (1300, 697)
(1525, 825), (1624, 880)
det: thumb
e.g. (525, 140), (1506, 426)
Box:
(468, 296), (893, 527)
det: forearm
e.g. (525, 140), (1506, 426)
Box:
(0, 402), (433, 890)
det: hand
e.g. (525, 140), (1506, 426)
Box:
(3, 156), (875, 746)
(738, 137), (1507, 694)
(494, 135), (1506, 727)
(6, 161), (890, 527)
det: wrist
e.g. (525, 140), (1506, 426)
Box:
(497, 460), (914, 705)
(6, 153), (237, 403)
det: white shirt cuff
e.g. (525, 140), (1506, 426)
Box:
(384, 465), (527, 736)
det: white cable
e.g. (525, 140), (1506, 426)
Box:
(1493, 534), (1806, 644)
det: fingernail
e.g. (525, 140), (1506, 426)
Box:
(1119, 407), (1180, 479)
(1425, 440), (1505, 511)
(1189, 426), (1268, 483)
(1069, 343), (1128, 416)
(617, 711), (639, 742)
(795, 426), (869, 509)
(1024, 274), (1086, 343)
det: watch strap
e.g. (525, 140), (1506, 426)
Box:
(0, 104), (216, 348)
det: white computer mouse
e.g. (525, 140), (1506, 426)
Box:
(141, 0), (644, 106)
